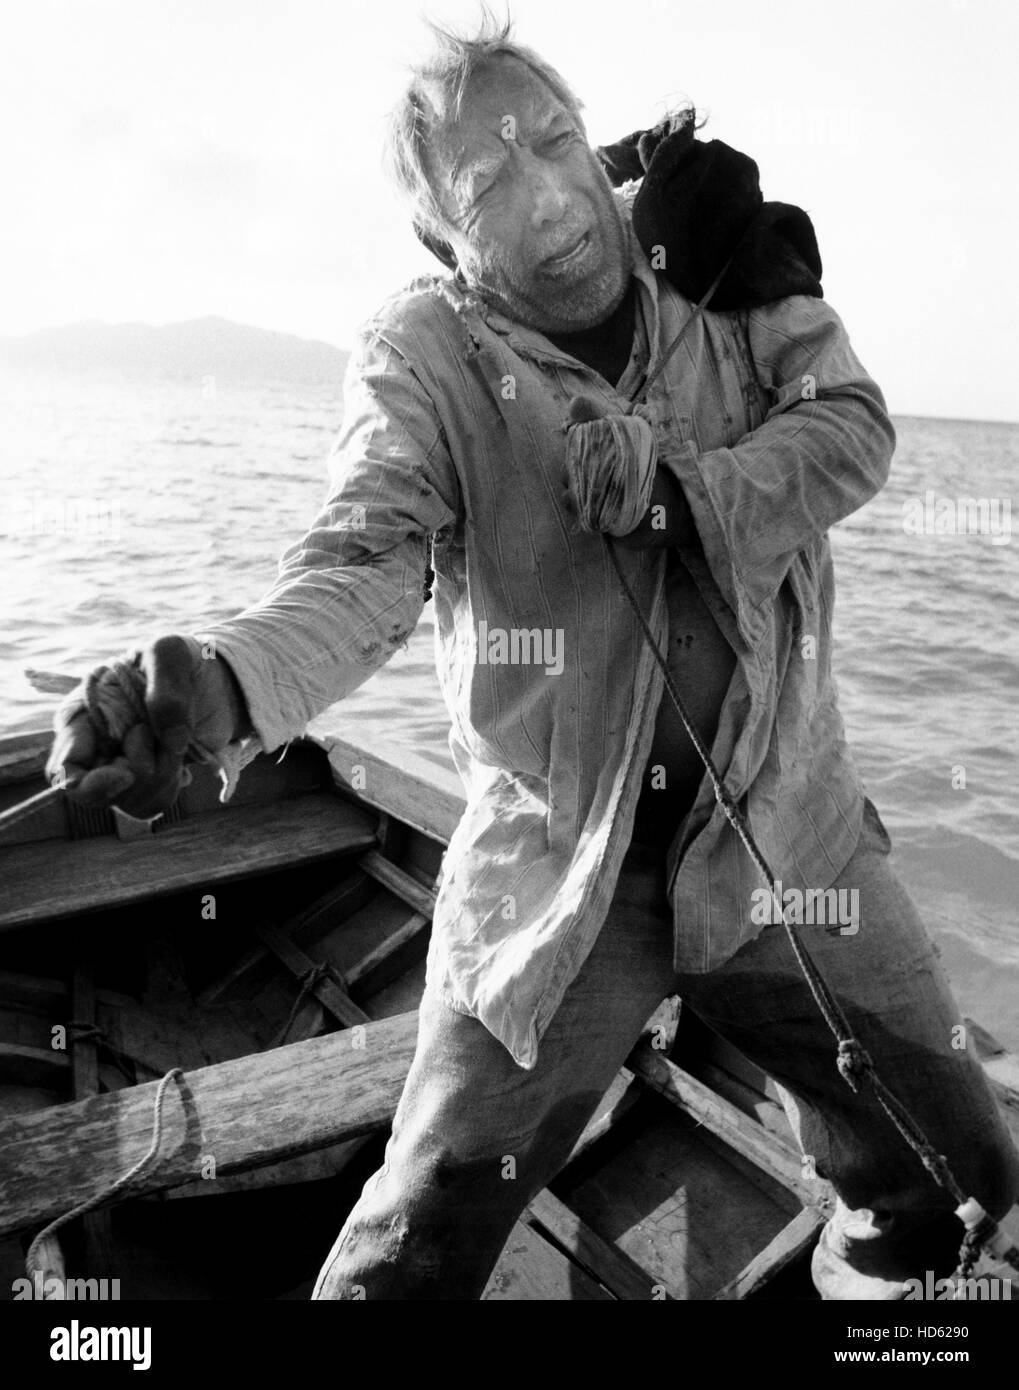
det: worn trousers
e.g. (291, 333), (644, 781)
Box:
(312, 802), (1019, 1299)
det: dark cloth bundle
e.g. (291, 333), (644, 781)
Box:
(415, 110), (823, 311)
(596, 109), (823, 309)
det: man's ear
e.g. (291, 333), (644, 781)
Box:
(413, 220), (459, 271)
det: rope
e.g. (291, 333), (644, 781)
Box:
(50, 654), (260, 804)
(594, 253), (1016, 1272)
(276, 963), (331, 1046)
(66, 1020), (146, 1086)
(604, 537), (1013, 1272)
(66, 1021), (105, 1045)
(954, 1225), (982, 1283)
(630, 256), (735, 409)
(25, 1067), (184, 1282)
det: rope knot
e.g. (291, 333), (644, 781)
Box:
(953, 1226), (983, 1283)
(67, 1021), (107, 1045)
(25, 1065), (184, 1282)
(836, 1037), (872, 1091)
(276, 961), (334, 1046)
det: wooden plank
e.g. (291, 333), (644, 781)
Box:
(0, 1009), (419, 1239)
(71, 965), (117, 1278)
(121, 934), (248, 1075)
(195, 872), (375, 1005)
(0, 1044), (69, 1088)
(283, 871), (378, 949)
(694, 1125), (803, 1218)
(626, 1042), (833, 1211)
(714, 1207), (826, 1300)
(525, 1189), (666, 1300)
(482, 1219), (614, 1301)
(254, 924), (371, 1029)
(163, 1137), (377, 1201)
(313, 727), (464, 845)
(0, 971), (135, 1015)
(358, 850), (437, 919)
(0, 730), (51, 787)
(0, 794), (376, 931)
(345, 912), (430, 998)
(692, 1059), (794, 1145)
(562, 1071), (641, 1169)
(70, 967), (99, 1100)
(561, 1103), (792, 1299)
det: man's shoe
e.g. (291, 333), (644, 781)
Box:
(811, 1219), (908, 1299)
(810, 1207), (962, 1301)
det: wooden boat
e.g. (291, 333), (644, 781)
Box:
(1, 719), (1016, 1301)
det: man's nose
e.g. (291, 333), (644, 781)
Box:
(520, 152), (568, 226)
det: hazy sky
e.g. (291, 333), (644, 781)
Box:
(2, 0), (1016, 420)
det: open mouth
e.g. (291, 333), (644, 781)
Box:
(541, 232), (591, 272)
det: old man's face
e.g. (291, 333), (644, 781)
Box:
(431, 57), (631, 333)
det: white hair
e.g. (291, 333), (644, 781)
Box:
(384, 5), (587, 242)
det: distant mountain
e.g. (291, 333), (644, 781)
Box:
(0, 315), (350, 384)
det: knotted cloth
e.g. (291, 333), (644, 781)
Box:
(28, 657), (259, 807)
(596, 109), (823, 309)
(563, 410), (657, 536)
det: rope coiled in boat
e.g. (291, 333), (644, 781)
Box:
(25, 1068), (185, 1293)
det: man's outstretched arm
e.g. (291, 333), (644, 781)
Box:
(48, 334), (459, 814)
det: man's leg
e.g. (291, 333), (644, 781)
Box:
(312, 844), (678, 1300)
(673, 799), (1019, 1299)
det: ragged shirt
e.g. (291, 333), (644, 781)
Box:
(196, 187), (895, 1069)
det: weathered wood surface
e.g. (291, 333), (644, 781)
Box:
(0, 1044), (70, 1089)
(346, 912), (430, 999)
(626, 1042), (834, 1211)
(0, 794), (376, 931)
(562, 1072), (640, 1169)
(0, 971), (134, 1014)
(690, 1059), (793, 1144)
(358, 850), (437, 918)
(0, 1010), (420, 1239)
(0, 730), (51, 788)
(714, 1206), (827, 1300)
(70, 967), (100, 1100)
(196, 873), (376, 1005)
(163, 1138), (377, 1202)
(71, 964), (117, 1277)
(482, 1218), (614, 1301)
(254, 924), (371, 1029)
(525, 1188), (667, 1300)
(312, 726), (464, 844)
(563, 1098), (793, 1299)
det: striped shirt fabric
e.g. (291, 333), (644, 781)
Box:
(197, 189), (896, 1069)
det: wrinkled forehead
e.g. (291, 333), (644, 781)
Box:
(429, 56), (571, 193)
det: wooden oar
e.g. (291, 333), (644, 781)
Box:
(0, 784), (63, 835)
(1, 666), (77, 836)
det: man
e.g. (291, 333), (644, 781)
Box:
(50, 16), (1017, 1300)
